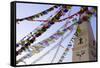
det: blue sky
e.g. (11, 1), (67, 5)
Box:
(16, 3), (96, 43)
(16, 3), (97, 64)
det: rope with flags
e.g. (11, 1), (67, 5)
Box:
(51, 24), (78, 63)
(16, 6), (96, 56)
(16, 5), (60, 22)
(16, 6), (96, 64)
(16, 16), (79, 64)
(16, 6), (96, 23)
(16, 6), (72, 51)
(58, 35), (75, 63)
(16, 6), (63, 45)
(16, 6), (92, 56)
(16, 6), (96, 47)
(30, 23), (77, 64)
(16, 17), (76, 56)
(16, 5), (72, 23)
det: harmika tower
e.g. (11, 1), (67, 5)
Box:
(72, 15), (97, 62)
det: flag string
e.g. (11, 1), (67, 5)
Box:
(16, 17), (78, 64)
(16, 5), (72, 23)
(16, 6), (70, 50)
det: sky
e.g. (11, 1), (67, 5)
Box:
(16, 3), (97, 65)
(16, 3), (81, 43)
